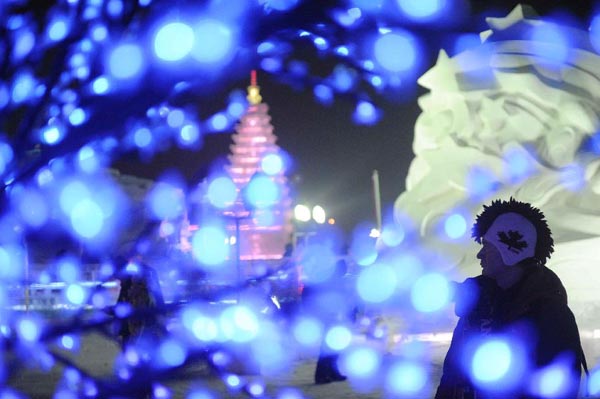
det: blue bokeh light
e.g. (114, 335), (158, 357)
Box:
(68, 108), (86, 126)
(57, 256), (81, 283)
(353, 100), (380, 125)
(192, 19), (233, 64)
(158, 339), (187, 367)
(325, 325), (352, 351)
(147, 182), (184, 220)
(373, 31), (418, 72)
(18, 188), (48, 227)
(91, 76), (110, 94)
(313, 84), (334, 105)
(292, 317), (322, 347)
(40, 123), (65, 145)
(589, 368), (600, 396)
(209, 113), (229, 131)
(471, 339), (512, 383)
(179, 123), (201, 146)
(529, 23), (570, 66)
(444, 213), (467, 239)
(410, 273), (451, 312)
(385, 360), (428, 395)
(14, 29), (35, 60)
(396, 0), (446, 21)
(70, 198), (104, 238)
(47, 16), (69, 41)
(12, 71), (35, 103)
(154, 22), (194, 61)
(17, 317), (41, 342)
(261, 153), (284, 175)
(356, 263), (397, 303)
(466, 167), (498, 199)
(245, 174), (280, 209)
(133, 127), (152, 148)
(341, 346), (381, 379)
(265, 0), (299, 11)
(191, 226), (229, 266)
(330, 65), (355, 92)
(108, 43), (144, 79)
(207, 176), (237, 208)
(65, 284), (87, 305)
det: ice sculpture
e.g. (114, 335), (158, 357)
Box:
(393, 5), (600, 320)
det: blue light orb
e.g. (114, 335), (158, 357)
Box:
(467, 167), (497, 199)
(261, 154), (284, 175)
(261, 57), (282, 72)
(47, 17), (69, 41)
(330, 65), (355, 92)
(65, 284), (86, 305)
(77, 146), (100, 173)
(374, 31), (418, 72)
(353, 100), (380, 125)
(0, 245), (25, 281)
(91, 76), (110, 94)
(71, 198), (104, 238)
(108, 43), (144, 79)
(266, 0), (299, 11)
(292, 317), (322, 347)
(68, 108), (86, 126)
(341, 346), (381, 379)
(178, 123), (201, 147)
(159, 339), (187, 367)
(207, 176), (237, 208)
(167, 109), (185, 127)
(57, 256), (81, 283)
(14, 29), (35, 60)
(91, 24), (108, 41)
(385, 360), (428, 395)
(225, 305), (259, 342)
(192, 226), (229, 266)
(227, 100), (246, 118)
(12, 71), (35, 103)
(313, 84), (334, 105)
(188, 389), (215, 399)
(191, 315), (218, 341)
(410, 273), (451, 312)
(225, 374), (241, 388)
(245, 175), (279, 209)
(325, 325), (352, 351)
(148, 182), (184, 220)
(356, 263), (397, 303)
(192, 19), (233, 64)
(257, 41), (276, 55)
(40, 123), (65, 145)
(396, 0), (446, 21)
(532, 361), (572, 398)
(444, 213), (467, 239)
(529, 24), (570, 66)
(133, 127), (152, 148)
(313, 37), (328, 50)
(154, 22), (194, 62)
(350, 0), (383, 12)
(59, 180), (89, 213)
(209, 113), (229, 131)
(471, 340), (512, 383)
(18, 188), (48, 227)
(380, 223), (405, 247)
(17, 317), (40, 342)
(61, 335), (75, 350)
(504, 147), (534, 182)
(107, 0), (124, 17)
(589, 368), (600, 396)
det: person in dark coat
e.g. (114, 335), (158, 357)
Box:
(302, 257), (351, 384)
(436, 198), (587, 399)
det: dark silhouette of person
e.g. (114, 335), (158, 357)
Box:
(436, 198), (587, 399)
(302, 257), (351, 384)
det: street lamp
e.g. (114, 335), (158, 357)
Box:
(292, 203), (329, 248)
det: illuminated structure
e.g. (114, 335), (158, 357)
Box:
(224, 71), (293, 264)
(391, 5), (600, 319)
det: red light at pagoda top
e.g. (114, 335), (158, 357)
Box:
(247, 69), (262, 105)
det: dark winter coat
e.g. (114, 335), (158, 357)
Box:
(436, 264), (586, 399)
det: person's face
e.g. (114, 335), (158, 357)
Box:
(476, 239), (507, 280)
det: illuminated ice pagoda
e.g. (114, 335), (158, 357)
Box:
(223, 71), (293, 266)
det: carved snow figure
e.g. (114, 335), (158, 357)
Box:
(392, 5), (600, 321)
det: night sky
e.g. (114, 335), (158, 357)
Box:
(116, 0), (595, 235)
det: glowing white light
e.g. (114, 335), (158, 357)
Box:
(61, 335), (75, 350)
(41, 124), (65, 145)
(312, 205), (326, 224)
(154, 22), (194, 61)
(294, 204), (311, 222)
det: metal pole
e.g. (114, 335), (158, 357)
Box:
(372, 170), (382, 232)
(235, 217), (241, 302)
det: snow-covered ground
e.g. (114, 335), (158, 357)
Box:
(8, 330), (600, 399)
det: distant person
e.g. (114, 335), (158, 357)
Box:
(114, 257), (165, 350)
(302, 256), (351, 384)
(436, 198), (587, 398)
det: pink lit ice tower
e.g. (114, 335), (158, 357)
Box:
(225, 71), (293, 263)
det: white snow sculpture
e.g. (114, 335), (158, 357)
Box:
(393, 5), (600, 321)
